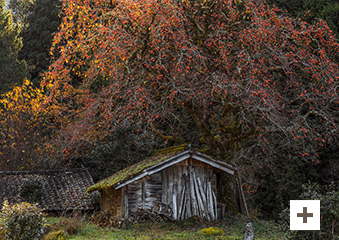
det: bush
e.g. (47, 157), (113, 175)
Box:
(19, 175), (45, 204)
(1, 200), (46, 240)
(44, 230), (69, 240)
(279, 182), (338, 240)
(252, 153), (319, 220)
(54, 216), (84, 235)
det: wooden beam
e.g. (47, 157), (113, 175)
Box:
(191, 155), (235, 175)
(115, 154), (190, 190)
(192, 152), (238, 171)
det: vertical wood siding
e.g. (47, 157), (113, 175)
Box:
(103, 158), (222, 220)
(161, 158), (218, 220)
(127, 172), (162, 213)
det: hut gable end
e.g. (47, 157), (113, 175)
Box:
(87, 150), (237, 193)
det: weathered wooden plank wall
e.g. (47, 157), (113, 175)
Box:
(161, 158), (218, 220)
(127, 172), (162, 213)
(122, 186), (128, 218)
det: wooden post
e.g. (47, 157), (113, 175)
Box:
(189, 165), (198, 216)
(192, 170), (206, 219)
(178, 185), (186, 220)
(207, 181), (215, 220)
(197, 176), (209, 221)
(212, 189), (217, 219)
(185, 174), (192, 218)
(141, 181), (145, 209)
(172, 183), (178, 220)
(237, 174), (249, 217)
(122, 186), (129, 219)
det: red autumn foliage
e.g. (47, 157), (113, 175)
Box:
(43, 0), (338, 167)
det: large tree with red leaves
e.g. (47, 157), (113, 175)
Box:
(43, 0), (338, 174)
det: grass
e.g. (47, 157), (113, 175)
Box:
(45, 214), (286, 240)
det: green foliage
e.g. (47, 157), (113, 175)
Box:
(321, 1), (339, 36)
(45, 214), (285, 239)
(44, 230), (69, 240)
(19, 0), (61, 82)
(198, 227), (225, 236)
(279, 182), (339, 239)
(268, 0), (339, 36)
(252, 152), (319, 220)
(0, 200), (45, 240)
(8, 0), (35, 26)
(19, 175), (45, 204)
(266, 0), (303, 16)
(78, 124), (165, 183)
(0, 0), (28, 94)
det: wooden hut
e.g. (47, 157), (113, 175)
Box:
(87, 149), (245, 221)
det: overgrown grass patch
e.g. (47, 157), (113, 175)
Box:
(45, 214), (285, 240)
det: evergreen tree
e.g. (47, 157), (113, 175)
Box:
(8, 0), (35, 27)
(0, 0), (27, 94)
(321, 1), (339, 37)
(19, 0), (60, 83)
(268, 0), (338, 37)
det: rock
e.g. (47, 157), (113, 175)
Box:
(243, 222), (255, 240)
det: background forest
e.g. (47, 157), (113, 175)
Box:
(0, 0), (338, 225)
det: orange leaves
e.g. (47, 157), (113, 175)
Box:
(40, 0), (339, 165)
(0, 79), (59, 169)
(0, 79), (44, 117)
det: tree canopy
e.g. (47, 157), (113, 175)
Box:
(19, 0), (61, 82)
(0, 0), (28, 94)
(43, 0), (338, 172)
(268, 0), (339, 37)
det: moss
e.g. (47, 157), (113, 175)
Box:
(43, 223), (52, 234)
(44, 230), (69, 240)
(154, 143), (188, 156)
(87, 149), (185, 193)
(198, 227), (225, 236)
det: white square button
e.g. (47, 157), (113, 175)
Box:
(290, 200), (320, 230)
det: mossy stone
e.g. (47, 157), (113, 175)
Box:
(44, 230), (69, 240)
(198, 227), (225, 236)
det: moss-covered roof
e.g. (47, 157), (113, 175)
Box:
(86, 145), (187, 193)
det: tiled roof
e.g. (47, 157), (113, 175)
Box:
(0, 168), (94, 211)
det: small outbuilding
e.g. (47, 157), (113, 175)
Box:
(87, 149), (246, 221)
(0, 168), (94, 212)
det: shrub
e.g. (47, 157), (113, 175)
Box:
(54, 216), (83, 235)
(19, 175), (45, 204)
(198, 227), (225, 236)
(1, 200), (45, 240)
(44, 230), (69, 240)
(279, 182), (338, 239)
